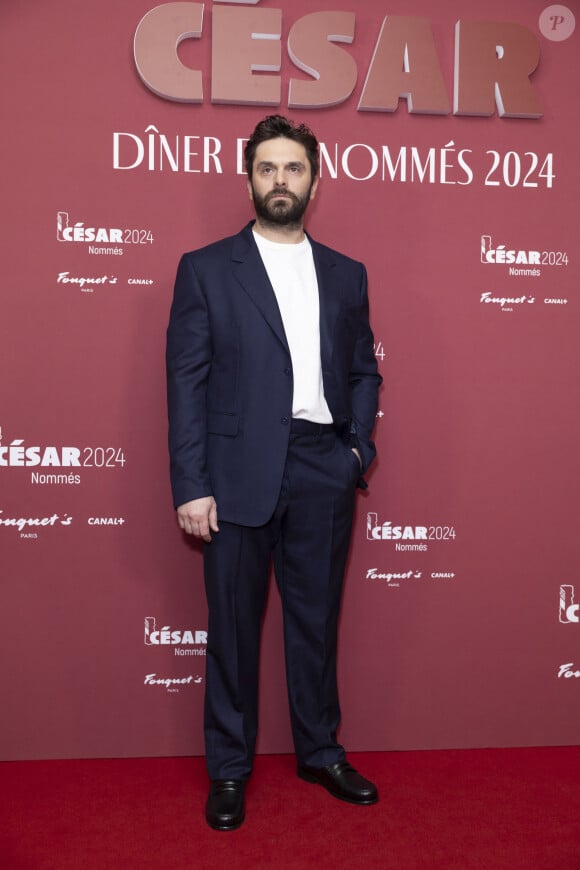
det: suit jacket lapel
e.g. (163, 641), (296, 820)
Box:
(231, 225), (343, 368)
(231, 224), (289, 352)
(310, 235), (341, 374)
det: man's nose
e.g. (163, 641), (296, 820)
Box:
(274, 169), (287, 187)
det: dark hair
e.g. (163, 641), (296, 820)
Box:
(244, 115), (319, 179)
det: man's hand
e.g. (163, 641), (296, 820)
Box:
(176, 496), (219, 542)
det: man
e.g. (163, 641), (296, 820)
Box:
(166, 115), (382, 831)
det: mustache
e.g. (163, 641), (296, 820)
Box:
(266, 188), (299, 202)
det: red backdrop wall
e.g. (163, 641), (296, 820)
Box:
(1, 0), (579, 760)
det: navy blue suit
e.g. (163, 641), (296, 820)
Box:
(167, 222), (381, 778)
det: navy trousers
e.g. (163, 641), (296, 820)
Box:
(202, 425), (359, 780)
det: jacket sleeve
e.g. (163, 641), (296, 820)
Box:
(166, 254), (213, 508)
(349, 265), (382, 482)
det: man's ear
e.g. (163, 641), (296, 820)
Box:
(310, 176), (320, 201)
(247, 179), (253, 201)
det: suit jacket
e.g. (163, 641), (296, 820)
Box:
(166, 221), (382, 526)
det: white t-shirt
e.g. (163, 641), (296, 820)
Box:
(253, 230), (332, 423)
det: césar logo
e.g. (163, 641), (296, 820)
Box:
(144, 617), (207, 646)
(559, 585), (579, 624)
(134, 4), (542, 118)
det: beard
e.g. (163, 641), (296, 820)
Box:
(251, 182), (313, 229)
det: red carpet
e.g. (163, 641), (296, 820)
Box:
(1, 748), (578, 869)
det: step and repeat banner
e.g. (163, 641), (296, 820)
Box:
(1, 0), (579, 760)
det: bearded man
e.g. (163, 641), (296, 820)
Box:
(166, 115), (382, 831)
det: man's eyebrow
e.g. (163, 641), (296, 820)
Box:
(256, 160), (306, 169)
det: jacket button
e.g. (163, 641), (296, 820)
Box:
(281, 416), (289, 425)
(284, 368), (291, 376)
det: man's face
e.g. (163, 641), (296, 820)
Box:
(247, 137), (318, 228)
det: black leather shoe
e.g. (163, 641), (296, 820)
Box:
(205, 779), (246, 831)
(297, 761), (378, 805)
